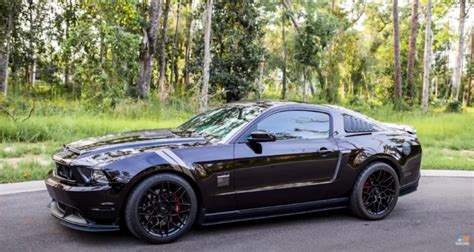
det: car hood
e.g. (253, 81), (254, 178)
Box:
(54, 129), (208, 166)
(381, 122), (417, 135)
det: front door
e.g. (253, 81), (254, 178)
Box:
(232, 110), (341, 210)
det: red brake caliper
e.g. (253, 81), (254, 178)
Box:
(363, 180), (370, 193)
(172, 192), (181, 213)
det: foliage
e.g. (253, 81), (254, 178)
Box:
(1, 0), (472, 107)
(190, 0), (265, 102)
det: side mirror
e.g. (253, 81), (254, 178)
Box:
(247, 130), (276, 143)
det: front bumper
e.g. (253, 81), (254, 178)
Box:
(48, 200), (120, 232)
(399, 174), (420, 196)
(45, 175), (122, 232)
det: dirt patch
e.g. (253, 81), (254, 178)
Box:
(3, 146), (15, 153)
(442, 148), (474, 159)
(460, 149), (474, 157)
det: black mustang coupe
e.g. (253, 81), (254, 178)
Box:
(46, 102), (422, 243)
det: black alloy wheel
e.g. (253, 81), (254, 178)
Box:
(125, 173), (198, 244)
(362, 170), (397, 215)
(350, 162), (400, 220)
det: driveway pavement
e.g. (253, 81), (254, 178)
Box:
(0, 177), (472, 251)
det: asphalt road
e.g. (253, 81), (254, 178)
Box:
(0, 177), (473, 252)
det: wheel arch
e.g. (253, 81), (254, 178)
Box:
(119, 165), (203, 223)
(358, 155), (402, 182)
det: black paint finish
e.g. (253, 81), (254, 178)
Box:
(45, 102), (422, 230)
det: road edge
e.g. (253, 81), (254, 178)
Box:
(0, 180), (46, 196)
(0, 170), (473, 196)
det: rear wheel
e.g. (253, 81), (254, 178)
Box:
(125, 173), (198, 244)
(350, 162), (399, 220)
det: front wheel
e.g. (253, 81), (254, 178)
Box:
(125, 173), (198, 244)
(350, 162), (400, 220)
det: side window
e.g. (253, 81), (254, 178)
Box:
(255, 111), (330, 140)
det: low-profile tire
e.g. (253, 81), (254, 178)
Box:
(125, 173), (198, 244)
(350, 162), (400, 220)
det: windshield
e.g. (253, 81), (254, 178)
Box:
(175, 105), (267, 140)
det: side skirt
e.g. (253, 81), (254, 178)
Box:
(199, 197), (349, 226)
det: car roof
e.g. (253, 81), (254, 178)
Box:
(225, 100), (330, 111)
(223, 101), (381, 124)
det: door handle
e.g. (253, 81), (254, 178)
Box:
(319, 147), (331, 156)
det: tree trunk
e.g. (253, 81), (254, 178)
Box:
(467, 27), (473, 106)
(64, 5), (70, 89)
(28, 0), (33, 86)
(170, 0), (182, 93)
(0, 49), (9, 95)
(257, 56), (264, 100)
(0, 9), (12, 95)
(184, 0), (198, 88)
(281, 0), (300, 33)
(100, 31), (105, 67)
(200, 0), (213, 111)
(303, 67), (308, 101)
(422, 0), (432, 113)
(31, 59), (36, 87)
(452, 0), (466, 102)
(158, 0), (171, 103)
(136, 0), (163, 99)
(392, 0), (402, 101)
(309, 81), (316, 96)
(407, 0), (418, 100)
(315, 64), (325, 96)
(281, 15), (287, 100)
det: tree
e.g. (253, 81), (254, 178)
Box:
(257, 55), (264, 99)
(467, 27), (473, 106)
(0, 0), (19, 94)
(407, 0), (419, 100)
(184, 0), (199, 88)
(201, 0), (212, 110)
(137, 0), (163, 99)
(192, 0), (264, 104)
(392, 0), (402, 101)
(158, 0), (171, 103)
(452, 0), (466, 102)
(294, 11), (338, 101)
(281, 13), (287, 100)
(422, 0), (433, 113)
(59, 0), (77, 89)
(170, 0), (182, 90)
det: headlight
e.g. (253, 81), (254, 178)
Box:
(91, 170), (109, 185)
(402, 142), (412, 156)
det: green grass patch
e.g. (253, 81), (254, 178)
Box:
(365, 107), (474, 170)
(0, 114), (188, 183)
(0, 103), (473, 183)
(0, 158), (53, 183)
(0, 115), (187, 143)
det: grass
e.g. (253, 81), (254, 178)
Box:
(366, 107), (474, 170)
(0, 116), (187, 183)
(0, 100), (473, 183)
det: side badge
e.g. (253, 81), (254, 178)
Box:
(217, 173), (230, 187)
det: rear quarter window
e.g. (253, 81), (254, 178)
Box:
(343, 114), (377, 133)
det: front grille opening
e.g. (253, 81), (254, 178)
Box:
(57, 202), (67, 213)
(55, 163), (76, 182)
(54, 201), (89, 225)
